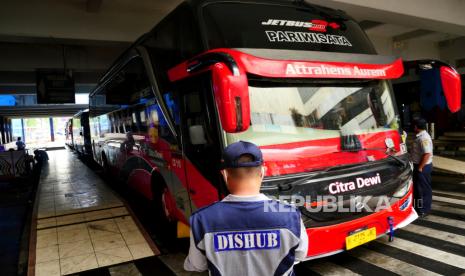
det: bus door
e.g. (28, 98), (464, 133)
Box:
(174, 74), (225, 211)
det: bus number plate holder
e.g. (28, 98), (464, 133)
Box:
(345, 227), (376, 250)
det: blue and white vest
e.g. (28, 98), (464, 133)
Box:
(188, 194), (307, 276)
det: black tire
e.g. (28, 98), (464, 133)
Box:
(151, 176), (177, 249)
(101, 153), (110, 177)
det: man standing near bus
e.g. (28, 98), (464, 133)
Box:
(16, 137), (25, 151)
(184, 141), (308, 275)
(411, 118), (433, 217)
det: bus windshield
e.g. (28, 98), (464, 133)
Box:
(226, 80), (400, 147)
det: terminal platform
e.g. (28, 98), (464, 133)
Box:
(31, 150), (159, 276)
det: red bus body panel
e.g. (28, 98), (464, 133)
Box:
(260, 130), (401, 176)
(168, 49), (404, 82)
(440, 66), (462, 113)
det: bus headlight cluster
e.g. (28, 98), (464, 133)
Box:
(393, 178), (412, 198)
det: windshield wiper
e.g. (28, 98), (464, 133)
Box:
(386, 153), (408, 168)
(340, 147), (408, 168)
(365, 147), (408, 168)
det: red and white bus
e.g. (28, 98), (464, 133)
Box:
(71, 110), (92, 156)
(88, 0), (462, 259)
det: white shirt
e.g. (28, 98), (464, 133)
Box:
(411, 130), (433, 165)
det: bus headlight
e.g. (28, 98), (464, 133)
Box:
(393, 178), (412, 198)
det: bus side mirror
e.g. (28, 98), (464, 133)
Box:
(403, 60), (462, 113)
(211, 63), (250, 133)
(439, 66), (462, 113)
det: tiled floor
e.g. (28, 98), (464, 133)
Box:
(33, 150), (159, 276)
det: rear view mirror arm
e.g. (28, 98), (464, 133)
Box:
(187, 52), (240, 76)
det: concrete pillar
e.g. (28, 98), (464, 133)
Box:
(50, 117), (55, 142)
(21, 118), (25, 143)
(8, 119), (13, 143)
(0, 116), (5, 144)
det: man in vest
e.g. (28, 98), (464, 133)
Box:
(184, 141), (308, 275)
(411, 118), (433, 217)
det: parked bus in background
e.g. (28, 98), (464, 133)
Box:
(72, 110), (92, 157)
(88, 0), (461, 258)
(65, 118), (73, 149)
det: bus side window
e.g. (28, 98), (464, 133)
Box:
(108, 114), (114, 133)
(158, 102), (177, 145)
(113, 113), (119, 133)
(138, 106), (148, 133)
(119, 110), (125, 133)
(99, 115), (110, 137)
(144, 100), (177, 146)
(143, 3), (203, 96)
(123, 109), (133, 133)
(103, 56), (155, 120)
(131, 109), (140, 133)
(163, 92), (180, 128)
(112, 114), (118, 133)
(116, 112), (124, 133)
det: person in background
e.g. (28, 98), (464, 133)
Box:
(121, 131), (135, 152)
(16, 137), (25, 151)
(34, 149), (49, 165)
(184, 141), (308, 276)
(411, 118), (433, 217)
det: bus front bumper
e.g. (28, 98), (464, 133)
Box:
(304, 191), (417, 260)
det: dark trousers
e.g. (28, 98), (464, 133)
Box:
(413, 163), (433, 214)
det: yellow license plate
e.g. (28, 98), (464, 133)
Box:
(345, 227), (377, 250)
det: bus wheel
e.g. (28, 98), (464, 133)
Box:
(151, 178), (177, 248)
(102, 154), (110, 176)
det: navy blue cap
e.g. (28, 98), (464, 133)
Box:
(221, 141), (263, 169)
(413, 118), (427, 129)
